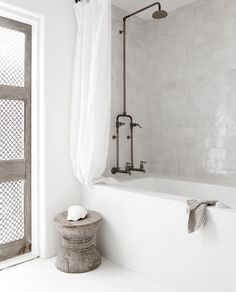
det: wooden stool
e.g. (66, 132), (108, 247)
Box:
(54, 210), (102, 273)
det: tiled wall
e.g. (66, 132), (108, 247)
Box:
(146, 0), (236, 185)
(106, 6), (149, 174)
(108, 0), (236, 185)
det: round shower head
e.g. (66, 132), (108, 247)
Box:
(152, 9), (168, 19)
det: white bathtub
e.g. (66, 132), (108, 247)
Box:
(82, 175), (236, 292)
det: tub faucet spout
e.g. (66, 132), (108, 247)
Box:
(140, 161), (147, 173)
(125, 162), (132, 175)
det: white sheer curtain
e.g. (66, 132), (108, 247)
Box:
(70, 0), (111, 185)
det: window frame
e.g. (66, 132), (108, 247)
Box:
(0, 16), (32, 262)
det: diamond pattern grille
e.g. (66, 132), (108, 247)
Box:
(0, 26), (25, 87)
(0, 180), (24, 245)
(0, 99), (24, 160)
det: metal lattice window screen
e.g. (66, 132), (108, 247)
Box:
(0, 26), (25, 87)
(0, 16), (31, 261)
(0, 99), (24, 160)
(0, 180), (24, 245)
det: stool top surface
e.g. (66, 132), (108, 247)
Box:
(54, 210), (102, 227)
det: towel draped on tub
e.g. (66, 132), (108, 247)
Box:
(186, 200), (230, 233)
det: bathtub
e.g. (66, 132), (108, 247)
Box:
(82, 175), (236, 292)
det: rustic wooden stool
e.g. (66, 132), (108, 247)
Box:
(54, 210), (102, 273)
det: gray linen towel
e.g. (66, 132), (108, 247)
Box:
(187, 200), (229, 233)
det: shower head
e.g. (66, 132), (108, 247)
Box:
(123, 2), (167, 21)
(152, 9), (168, 19)
(152, 3), (168, 19)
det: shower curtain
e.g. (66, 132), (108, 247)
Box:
(70, 0), (111, 185)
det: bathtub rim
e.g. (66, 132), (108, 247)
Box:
(93, 174), (236, 214)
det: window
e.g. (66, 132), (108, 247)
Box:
(0, 16), (31, 261)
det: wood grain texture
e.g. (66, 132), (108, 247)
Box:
(0, 16), (32, 261)
(54, 211), (102, 273)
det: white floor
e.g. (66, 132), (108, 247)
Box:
(0, 257), (171, 292)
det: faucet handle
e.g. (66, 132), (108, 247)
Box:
(126, 162), (131, 166)
(117, 121), (125, 128)
(140, 161), (147, 164)
(132, 123), (142, 128)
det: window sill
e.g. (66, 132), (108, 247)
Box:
(0, 252), (38, 271)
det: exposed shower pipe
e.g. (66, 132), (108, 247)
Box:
(120, 2), (166, 115)
(111, 2), (168, 175)
(123, 2), (162, 20)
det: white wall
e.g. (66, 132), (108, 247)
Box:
(0, 0), (81, 258)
